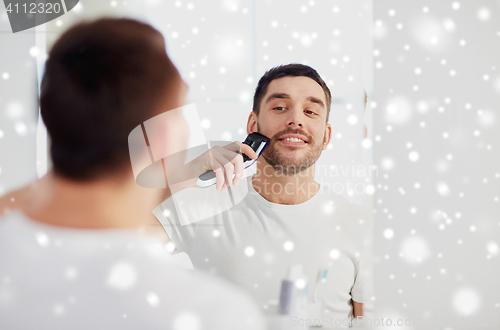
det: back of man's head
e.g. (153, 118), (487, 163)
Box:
(40, 18), (181, 181)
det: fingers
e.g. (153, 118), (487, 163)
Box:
(233, 141), (258, 159)
(232, 153), (244, 186)
(204, 141), (259, 191)
(221, 146), (249, 186)
(211, 149), (234, 191)
(211, 144), (249, 190)
(208, 149), (215, 172)
(210, 156), (226, 192)
(226, 141), (258, 159)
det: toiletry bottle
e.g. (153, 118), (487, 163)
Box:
(278, 264), (302, 315)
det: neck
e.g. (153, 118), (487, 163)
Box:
(19, 172), (159, 230)
(252, 160), (320, 205)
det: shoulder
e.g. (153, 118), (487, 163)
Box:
(321, 186), (373, 236)
(321, 186), (370, 219)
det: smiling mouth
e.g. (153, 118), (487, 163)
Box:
(278, 137), (308, 145)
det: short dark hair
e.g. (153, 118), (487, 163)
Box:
(40, 18), (180, 181)
(252, 63), (332, 121)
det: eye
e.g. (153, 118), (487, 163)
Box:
(273, 107), (287, 111)
(305, 110), (317, 115)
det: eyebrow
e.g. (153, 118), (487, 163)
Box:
(306, 96), (325, 109)
(265, 93), (326, 110)
(265, 93), (290, 103)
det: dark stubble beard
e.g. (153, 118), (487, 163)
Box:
(257, 123), (324, 175)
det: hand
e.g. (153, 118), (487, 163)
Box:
(165, 141), (258, 193)
(198, 141), (257, 191)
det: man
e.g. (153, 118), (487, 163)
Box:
(0, 18), (264, 330)
(152, 64), (373, 325)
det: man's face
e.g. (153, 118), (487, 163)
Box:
(247, 76), (332, 175)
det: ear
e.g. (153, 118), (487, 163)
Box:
(322, 123), (332, 150)
(247, 111), (258, 135)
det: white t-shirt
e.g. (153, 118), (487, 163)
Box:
(153, 175), (373, 324)
(0, 211), (265, 330)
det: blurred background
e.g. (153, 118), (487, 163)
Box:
(372, 1), (500, 329)
(0, 0), (499, 329)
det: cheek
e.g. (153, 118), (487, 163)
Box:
(313, 128), (327, 144)
(258, 120), (278, 136)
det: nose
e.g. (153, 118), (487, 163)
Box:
(286, 108), (303, 127)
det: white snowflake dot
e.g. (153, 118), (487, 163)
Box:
(36, 232), (50, 247)
(165, 241), (176, 253)
(453, 288), (481, 316)
(65, 267), (78, 281)
(486, 242), (499, 256)
(295, 278), (307, 289)
(244, 246), (255, 257)
(146, 292), (160, 307)
(329, 249), (340, 259)
(408, 151), (419, 162)
(200, 118), (211, 129)
(29, 46), (40, 57)
(283, 241), (294, 252)
(477, 8), (491, 21)
(383, 228), (394, 239)
(173, 312), (201, 330)
(106, 262), (137, 290)
(436, 182), (450, 197)
(53, 304), (65, 316)
(347, 114), (358, 125)
(365, 185), (375, 195)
